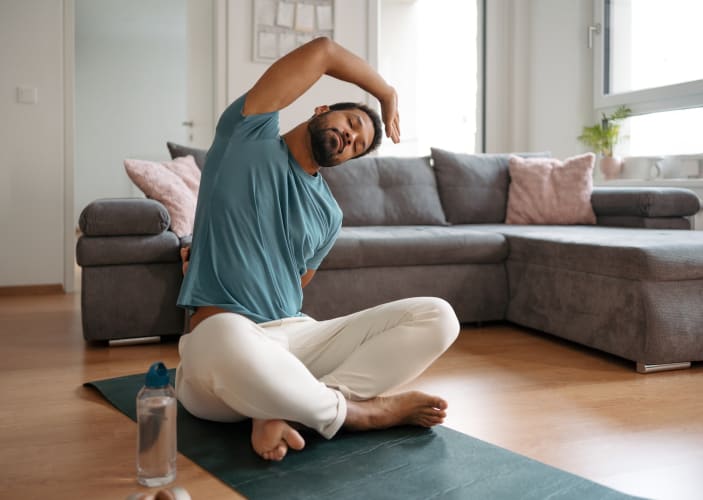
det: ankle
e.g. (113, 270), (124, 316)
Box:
(344, 399), (382, 430)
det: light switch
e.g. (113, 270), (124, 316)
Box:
(17, 86), (38, 104)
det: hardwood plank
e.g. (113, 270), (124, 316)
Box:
(0, 284), (64, 296)
(0, 293), (701, 499)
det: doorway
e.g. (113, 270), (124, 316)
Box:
(73, 0), (215, 227)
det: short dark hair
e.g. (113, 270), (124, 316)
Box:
(328, 102), (383, 157)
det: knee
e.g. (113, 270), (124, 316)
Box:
(182, 314), (260, 375)
(411, 297), (460, 352)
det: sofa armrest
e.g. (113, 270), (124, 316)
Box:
(595, 215), (692, 230)
(76, 232), (181, 267)
(591, 187), (700, 218)
(79, 198), (170, 236)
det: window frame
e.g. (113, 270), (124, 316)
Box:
(593, 0), (703, 116)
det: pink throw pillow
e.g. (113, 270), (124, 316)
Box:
(124, 156), (201, 237)
(163, 155), (201, 198)
(506, 153), (597, 225)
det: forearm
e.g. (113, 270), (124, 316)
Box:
(245, 37), (400, 142)
(322, 39), (394, 104)
(246, 37), (392, 113)
(321, 39), (400, 142)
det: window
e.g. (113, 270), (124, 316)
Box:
(627, 108), (703, 156)
(377, 0), (481, 156)
(594, 0), (703, 156)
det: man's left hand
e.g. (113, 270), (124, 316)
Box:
(180, 246), (191, 276)
(381, 87), (400, 144)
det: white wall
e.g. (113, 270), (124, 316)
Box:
(74, 0), (188, 225)
(527, 0), (594, 158)
(0, 0), (65, 287)
(485, 0), (593, 158)
(225, 0), (371, 133)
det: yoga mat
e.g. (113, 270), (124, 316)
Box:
(86, 371), (645, 500)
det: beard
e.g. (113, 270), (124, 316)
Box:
(307, 114), (342, 168)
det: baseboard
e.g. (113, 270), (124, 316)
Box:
(0, 284), (65, 296)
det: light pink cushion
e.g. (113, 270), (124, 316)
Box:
(124, 156), (201, 237)
(506, 153), (597, 225)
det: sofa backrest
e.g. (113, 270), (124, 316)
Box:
(167, 142), (207, 170)
(321, 156), (448, 226)
(431, 148), (550, 224)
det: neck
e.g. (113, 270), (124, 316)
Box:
(283, 122), (320, 176)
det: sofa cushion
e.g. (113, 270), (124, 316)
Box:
(431, 148), (550, 224)
(471, 224), (703, 281)
(506, 153), (597, 225)
(167, 141), (207, 170)
(320, 156), (447, 226)
(319, 226), (508, 270)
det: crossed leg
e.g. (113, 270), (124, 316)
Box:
(250, 390), (450, 461)
(176, 297), (459, 461)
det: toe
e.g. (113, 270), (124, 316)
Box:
(262, 443), (287, 461)
(275, 443), (288, 460)
(433, 398), (448, 410)
(283, 428), (306, 451)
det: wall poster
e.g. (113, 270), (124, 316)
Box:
(253, 0), (335, 62)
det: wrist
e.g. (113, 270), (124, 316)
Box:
(378, 85), (397, 105)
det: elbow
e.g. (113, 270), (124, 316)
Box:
(312, 36), (334, 50)
(309, 36), (336, 61)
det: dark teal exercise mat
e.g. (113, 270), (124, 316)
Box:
(86, 370), (645, 500)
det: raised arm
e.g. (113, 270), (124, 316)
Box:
(244, 37), (400, 143)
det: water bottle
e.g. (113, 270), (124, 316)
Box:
(137, 362), (177, 487)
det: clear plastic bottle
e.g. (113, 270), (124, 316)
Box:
(136, 361), (177, 487)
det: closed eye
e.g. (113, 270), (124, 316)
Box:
(348, 117), (361, 154)
(356, 115), (367, 152)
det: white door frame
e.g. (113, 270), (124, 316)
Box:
(63, 0), (75, 293)
(215, 0), (230, 114)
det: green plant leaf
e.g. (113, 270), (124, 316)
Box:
(577, 106), (631, 156)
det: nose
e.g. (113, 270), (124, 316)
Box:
(344, 129), (355, 145)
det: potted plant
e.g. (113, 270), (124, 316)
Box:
(578, 105), (631, 179)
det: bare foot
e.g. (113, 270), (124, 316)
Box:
(344, 391), (448, 431)
(251, 419), (306, 461)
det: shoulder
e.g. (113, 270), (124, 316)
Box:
(217, 93), (280, 140)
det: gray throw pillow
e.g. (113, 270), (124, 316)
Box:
(167, 142), (207, 170)
(321, 156), (448, 226)
(431, 148), (550, 224)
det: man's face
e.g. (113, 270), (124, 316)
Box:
(307, 108), (375, 167)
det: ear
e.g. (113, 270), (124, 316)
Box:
(313, 105), (330, 116)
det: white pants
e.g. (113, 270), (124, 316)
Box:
(175, 297), (460, 439)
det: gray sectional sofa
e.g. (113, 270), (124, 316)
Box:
(76, 148), (703, 373)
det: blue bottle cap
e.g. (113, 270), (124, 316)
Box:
(145, 361), (170, 388)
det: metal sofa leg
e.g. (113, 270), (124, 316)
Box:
(636, 361), (691, 374)
(108, 336), (161, 347)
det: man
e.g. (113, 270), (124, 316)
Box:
(176, 37), (460, 462)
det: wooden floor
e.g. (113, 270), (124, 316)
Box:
(1, 293), (702, 500)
